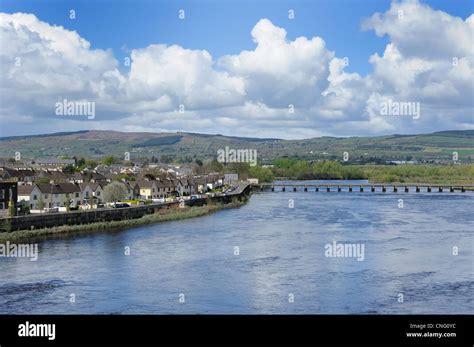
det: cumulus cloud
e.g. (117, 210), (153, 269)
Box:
(219, 18), (334, 108)
(1, 0), (473, 139)
(362, 0), (474, 130)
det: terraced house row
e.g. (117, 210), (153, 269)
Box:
(0, 166), (226, 214)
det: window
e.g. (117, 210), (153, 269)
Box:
(97, 191), (100, 196)
(75, 192), (79, 198)
(44, 194), (48, 199)
(33, 195), (37, 200)
(0, 190), (4, 199)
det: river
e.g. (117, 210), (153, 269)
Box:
(1, 180), (472, 314)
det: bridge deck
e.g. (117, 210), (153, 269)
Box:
(253, 183), (473, 193)
(257, 183), (474, 187)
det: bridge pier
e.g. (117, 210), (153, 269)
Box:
(360, 186), (364, 192)
(382, 186), (386, 193)
(427, 186), (431, 192)
(405, 187), (409, 193)
(293, 187), (297, 192)
(271, 186), (274, 192)
(462, 187), (465, 193)
(439, 187), (443, 192)
(315, 187), (319, 192)
(282, 187), (286, 192)
(349, 186), (352, 192)
(416, 186), (420, 193)
(338, 186), (341, 192)
(260, 186), (263, 192)
(326, 186), (330, 192)
(393, 186), (398, 192)
(304, 187), (307, 192)
(450, 186), (454, 193)
(371, 186), (375, 192)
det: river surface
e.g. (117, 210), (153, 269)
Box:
(1, 180), (473, 314)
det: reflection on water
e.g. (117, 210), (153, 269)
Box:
(1, 180), (473, 314)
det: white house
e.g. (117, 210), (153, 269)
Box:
(19, 183), (81, 211)
(79, 182), (105, 207)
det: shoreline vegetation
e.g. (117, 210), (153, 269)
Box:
(0, 198), (248, 243)
(233, 160), (474, 185)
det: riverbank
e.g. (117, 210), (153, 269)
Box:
(267, 160), (474, 185)
(0, 198), (248, 243)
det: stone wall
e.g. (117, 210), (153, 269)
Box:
(0, 199), (193, 232)
(0, 184), (250, 232)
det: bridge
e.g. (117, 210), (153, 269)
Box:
(253, 183), (474, 193)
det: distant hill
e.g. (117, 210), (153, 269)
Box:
(0, 130), (473, 163)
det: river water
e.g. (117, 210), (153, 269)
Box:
(1, 180), (472, 314)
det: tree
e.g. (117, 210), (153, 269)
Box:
(8, 198), (16, 217)
(64, 194), (70, 212)
(102, 156), (114, 166)
(248, 166), (274, 182)
(103, 182), (128, 203)
(63, 164), (75, 174)
(76, 157), (86, 167)
(38, 195), (44, 212)
(85, 159), (98, 169)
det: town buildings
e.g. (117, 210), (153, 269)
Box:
(0, 161), (230, 214)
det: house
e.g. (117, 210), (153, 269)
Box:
(224, 173), (239, 185)
(123, 181), (139, 200)
(87, 171), (109, 183)
(177, 178), (193, 196)
(33, 158), (76, 168)
(66, 172), (86, 184)
(0, 181), (18, 217)
(247, 178), (259, 184)
(134, 180), (158, 200)
(162, 179), (178, 196)
(206, 174), (223, 191)
(35, 170), (68, 183)
(194, 177), (208, 193)
(20, 183), (81, 211)
(79, 182), (105, 206)
(0, 167), (36, 183)
(155, 180), (167, 198)
(17, 185), (33, 209)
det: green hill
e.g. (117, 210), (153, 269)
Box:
(0, 130), (473, 163)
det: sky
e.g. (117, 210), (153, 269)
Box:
(0, 0), (473, 139)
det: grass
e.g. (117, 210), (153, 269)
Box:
(363, 164), (474, 184)
(270, 159), (474, 184)
(0, 198), (248, 243)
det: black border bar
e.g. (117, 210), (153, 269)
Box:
(0, 314), (472, 345)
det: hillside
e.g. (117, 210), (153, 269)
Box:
(0, 130), (473, 163)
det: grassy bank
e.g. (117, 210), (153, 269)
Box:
(362, 164), (474, 184)
(0, 198), (248, 243)
(270, 159), (474, 184)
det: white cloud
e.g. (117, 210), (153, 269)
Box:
(219, 18), (334, 108)
(1, 1), (473, 139)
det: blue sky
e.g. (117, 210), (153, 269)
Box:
(2, 0), (471, 75)
(0, 0), (473, 138)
